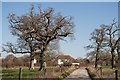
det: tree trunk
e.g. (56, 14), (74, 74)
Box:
(39, 61), (43, 71)
(95, 52), (98, 68)
(38, 43), (47, 71)
(29, 58), (32, 70)
(111, 49), (114, 69)
(39, 49), (46, 71)
(39, 53), (44, 71)
(29, 54), (33, 70)
(95, 47), (99, 68)
(29, 45), (33, 70)
(117, 46), (120, 69)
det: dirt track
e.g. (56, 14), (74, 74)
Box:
(65, 67), (91, 80)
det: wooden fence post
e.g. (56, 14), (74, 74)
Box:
(115, 70), (118, 80)
(44, 68), (46, 75)
(100, 67), (102, 78)
(19, 67), (22, 80)
(60, 65), (62, 73)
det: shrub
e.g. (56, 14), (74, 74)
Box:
(60, 72), (70, 78)
(63, 61), (72, 67)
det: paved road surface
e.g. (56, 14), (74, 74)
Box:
(65, 67), (91, 80)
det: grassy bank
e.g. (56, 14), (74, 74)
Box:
(86, 66), (120, 80)
(59, 67), (76, 79)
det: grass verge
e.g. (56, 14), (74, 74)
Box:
(85, 68), (95, 80)
(59, 67), (76, 79)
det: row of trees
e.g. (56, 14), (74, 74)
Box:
(2, 5), (74, 71)
(2, 54), (30, 68)
(86, 19), (120, 68)
(2, 52), (59, 68)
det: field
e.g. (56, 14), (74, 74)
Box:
(2, 67), (59, 79)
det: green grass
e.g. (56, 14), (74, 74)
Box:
(2, 68), (39, 78)
(2, 67), (58, 79)
(97, 66), (112, 69)
(101, 66), (112, 69)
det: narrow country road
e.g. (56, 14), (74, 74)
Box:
(65, 67), (91, 80)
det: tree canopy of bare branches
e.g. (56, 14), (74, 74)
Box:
(85, 19), (120, 68)
(105, 19), (120, 68)
(3, 5), (74, 71)
(85, 25), (107, 68)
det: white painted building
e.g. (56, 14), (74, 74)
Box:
(57, 54), (80, 66)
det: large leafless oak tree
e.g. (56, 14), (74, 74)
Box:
(3, 5), (74, 71)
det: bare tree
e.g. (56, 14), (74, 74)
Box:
(86, 25), (107, 68)
(3, 5), (74, 71)
(116, 37), (120, 68)
(98, 51), (111, 66)
(105, 20), (120, 68)
(2, 54), (16, 68)
(2, 40), (35, 70)
(86, 20), (120, 68)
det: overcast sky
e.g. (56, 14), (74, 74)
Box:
(2, 2), (118, 58)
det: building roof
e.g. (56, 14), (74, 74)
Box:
(57, 54), (79, 63)
(72, 59), (79, 63)
(57, 54), (73, 59)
